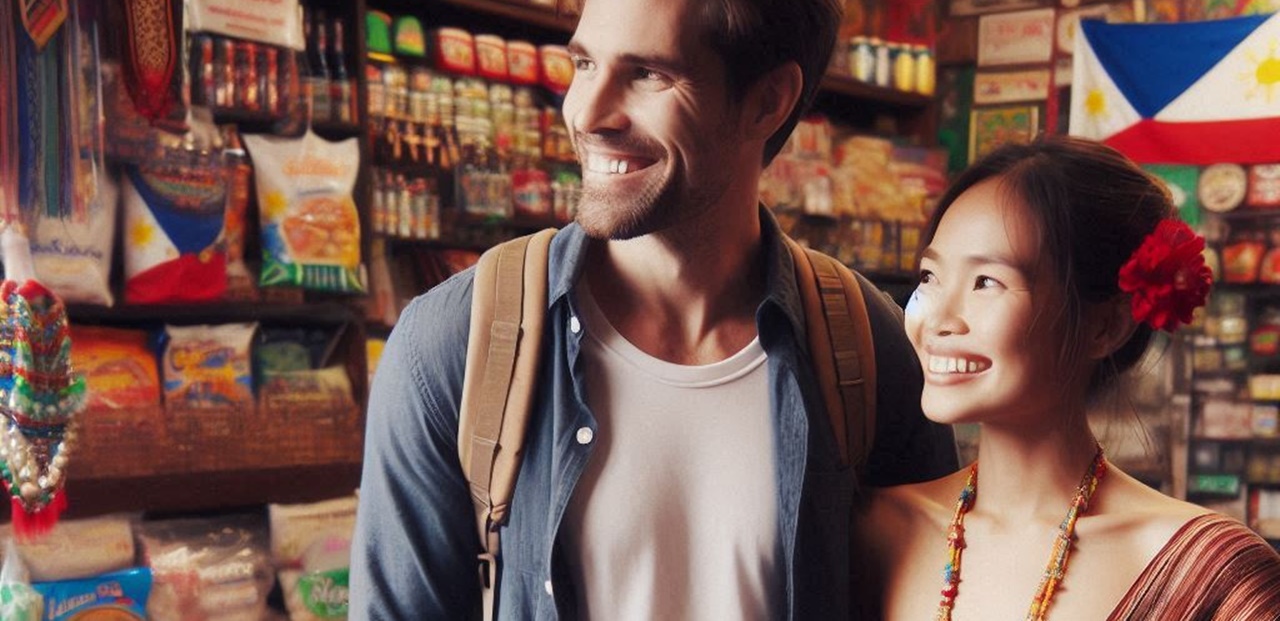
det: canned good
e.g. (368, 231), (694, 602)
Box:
(871, 38), (889, 88)
(913, 44), (935, 96)
(891, 43), (914, 92)
(850, 36), (875, 83)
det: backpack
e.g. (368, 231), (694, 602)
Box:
(457, 228), (877, 619)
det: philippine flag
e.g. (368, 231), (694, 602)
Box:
(1070, 13), (1280, 165)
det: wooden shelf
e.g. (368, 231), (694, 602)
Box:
(819, 74), (933, 109)
(67, 301), (363, 326)
(436, 0), (577, 33)
(56, 463), (363, 518)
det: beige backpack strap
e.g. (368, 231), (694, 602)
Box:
(784, 236), (877, 470)
(457, 228), (557, 619)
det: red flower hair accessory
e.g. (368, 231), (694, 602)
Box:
(1118, 219), (1213, 332)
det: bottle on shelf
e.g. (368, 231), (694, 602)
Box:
(329, 18), (355, 124)
(306, 7), (332, 123)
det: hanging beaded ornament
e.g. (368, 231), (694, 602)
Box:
(936, 445), (1107, 621)
(0, 278), (85, 539)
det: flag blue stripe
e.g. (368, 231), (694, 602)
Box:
(1082, 14), (1270, 118)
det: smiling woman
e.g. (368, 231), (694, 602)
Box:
(857, 136), (1280, 621)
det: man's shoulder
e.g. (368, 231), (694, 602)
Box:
(401, 269), (477, 327)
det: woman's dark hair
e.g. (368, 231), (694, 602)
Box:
(920, 136), (1176, 395)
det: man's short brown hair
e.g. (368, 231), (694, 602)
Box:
(694, 0), (842, 164)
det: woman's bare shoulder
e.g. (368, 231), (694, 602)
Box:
(862, 469), (968, 543)
(1084, 466), (1213, 561)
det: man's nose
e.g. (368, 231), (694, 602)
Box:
(566, 73), (631, 136)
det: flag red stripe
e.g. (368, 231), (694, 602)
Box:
(1104, 118), (1280, 165)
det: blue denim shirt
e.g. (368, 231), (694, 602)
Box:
(349, 210), (957, 620)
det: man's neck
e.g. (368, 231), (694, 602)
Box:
(584, 199), (765, 366)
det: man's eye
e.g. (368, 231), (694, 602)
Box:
(572, 57), (596, 72)
(917, 270), (935, 285)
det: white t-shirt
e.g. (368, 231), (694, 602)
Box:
(561, 287), (778, 620)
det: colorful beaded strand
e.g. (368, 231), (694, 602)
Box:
(1026, 449), (1106, 621)
(936, 463), (977, 621)
(935, 446), (1106, 621)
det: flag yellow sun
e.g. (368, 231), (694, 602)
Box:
(1085, 88), (1107, 117)
(130, 221), (155, 247)
(1243, 42), (1280, 103)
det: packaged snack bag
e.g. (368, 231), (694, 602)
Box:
(31, 567), (152, 620)
(161, 323), (257, 411)
(121, 147), (229, 304)
(70, 326), (161, 410)
(242, 131), (364, 293)
(31, 168), (118, 306)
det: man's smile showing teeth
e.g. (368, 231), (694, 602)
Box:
(584, 153), (652, 175)
(927, 356), (990, 374)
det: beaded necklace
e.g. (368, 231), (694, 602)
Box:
(936, 445), (1107, 621)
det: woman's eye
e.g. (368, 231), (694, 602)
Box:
(572, 57), (595, 72)
(974, 276), (1001, 289)
(917, 270), (935, 285)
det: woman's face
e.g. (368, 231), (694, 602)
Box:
(904, 178), (1071, 429)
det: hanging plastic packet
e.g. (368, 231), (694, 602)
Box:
(4, 514), (136, 583)
(69, 325), (161, 411)
(269, 496), (357, 621)
(136, 514), (274, 621)
(242, 131), (364, 293)
(0, 539), (43, 621)
(161, 323), (257, 412)
(122, 136), (229, 304)
(31, 169), (117, 306)
(31, 567), (152, 620)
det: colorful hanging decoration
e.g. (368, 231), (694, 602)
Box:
(122, 0), (179, 122)
(18, 0), (68, 51)
(0, 228), (86, 540)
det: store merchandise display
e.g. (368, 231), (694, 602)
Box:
(1143, 140), (1280, 546)
(270, 496), (357, 621)
(364, 14), (581, 246)
(0, 505), (355, 621)
(762, 116), (947, 284)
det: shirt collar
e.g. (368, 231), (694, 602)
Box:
(545, 208), (808, 340)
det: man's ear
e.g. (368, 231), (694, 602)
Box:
(1087, 296), (1139, 360)
(744, 62), (802, 141)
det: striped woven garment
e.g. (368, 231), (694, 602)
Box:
(1107, 514), (1280, 620)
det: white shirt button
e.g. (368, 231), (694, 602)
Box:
(544, 580), (554, 596)
(569, 315), (581, 334)
(576, 427), (594, 445)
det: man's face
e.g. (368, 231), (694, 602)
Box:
(563, 0), (747, 240)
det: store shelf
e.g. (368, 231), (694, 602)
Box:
(819, 74), (933, 109)
(1191, 436), (1280, 443)
(437, 0), (577, 33)
(1207, 283), (1280, 297)
(67, 301), (363, 326)
(58, 462), (363, 518)
(1206, 208), (1280, 220)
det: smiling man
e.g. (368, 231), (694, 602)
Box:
(348, 0), (956, 619)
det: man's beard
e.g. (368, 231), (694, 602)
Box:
(573, 139), (732, 242)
